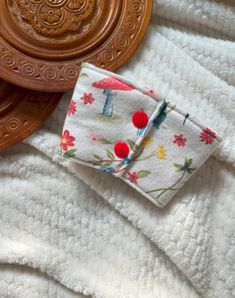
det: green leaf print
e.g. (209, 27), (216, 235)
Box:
(63, 148), (76, 158)
(127, 139), (137, 151)
(137, 170), (151, 178)
(100, 138), (112, 144)
(174, 158), (196, 174)
(106, 150), (115, 160)
(93, 154), (102, 160)
(146, 158), (196, 199)
(104, 161), (113, 167)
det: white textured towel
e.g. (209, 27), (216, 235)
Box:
(1, 1), (235, 297)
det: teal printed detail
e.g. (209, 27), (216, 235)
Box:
(153, 100), (168, 129)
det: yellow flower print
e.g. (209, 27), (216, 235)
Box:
(155, 145), (167, 160)
(142, 136), (153, 148)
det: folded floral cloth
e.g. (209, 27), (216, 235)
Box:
(58, 63), (221, 207)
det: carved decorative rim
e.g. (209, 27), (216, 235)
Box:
(0, 79), (62, 150)
(0, 0), (153, 92)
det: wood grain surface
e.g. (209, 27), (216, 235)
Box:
(0, 0), (153, 92)
(0, 79), (62, 150)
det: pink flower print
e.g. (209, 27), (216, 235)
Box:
(200, 128), (217, 144)
(147, 89), (160, 99)
(60, 130), (75, 151)
(80, 92), (95, 104)
(127, 172), (139, 184)
(88, 133), (100, 144)
(148, 89), (159, 96)
(67, 100), (77, 116)
(173, 134), (187, 147)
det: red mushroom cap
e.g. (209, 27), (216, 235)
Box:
(92, 77), (134, 91)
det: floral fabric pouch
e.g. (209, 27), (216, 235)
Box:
(58, 63), (221, 207)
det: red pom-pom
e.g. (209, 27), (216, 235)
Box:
(132, 111), (149, 129)
(114, 142), (130, 158)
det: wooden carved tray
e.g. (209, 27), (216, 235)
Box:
(0, 79), (62, 150)
(0, 0), (153, 92)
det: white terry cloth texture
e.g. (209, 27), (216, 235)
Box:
(0, 0), (235, 297)
(0, 264), (88, 298)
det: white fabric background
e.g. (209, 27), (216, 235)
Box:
(0, 1), (235, 297)
(60, 64), (221, 208)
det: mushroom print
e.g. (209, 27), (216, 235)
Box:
(92, 77), (134, 117)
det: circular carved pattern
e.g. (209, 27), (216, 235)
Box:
(43, 67), (58, 80)
(64, 66), (79, 79)
(129, 1), (142, 15)
(0, 0), (153, 91)
(21, 62), (37, 77)
(0, 79), (62, 150)
(13, 0), (96, 37)
(38, 5), (65, 25)
(2, 53), (16, 67)
(6, 117), (22, 132)
(115, 33), (129, 49)
(100, 50), (117, 63)
(125, 16), (138, 32)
